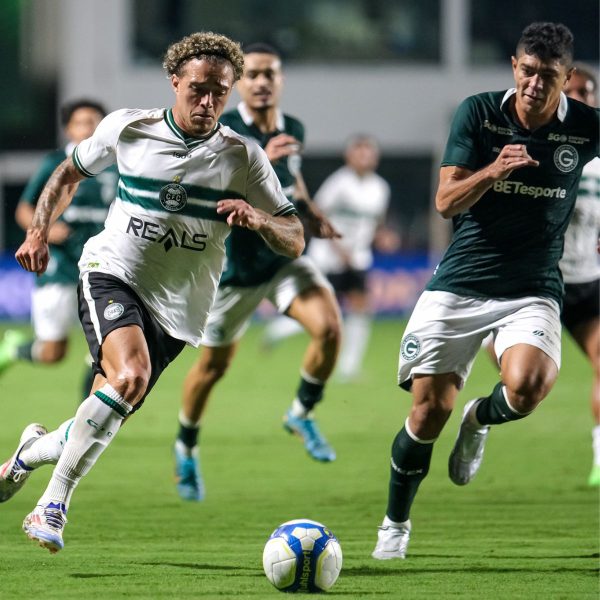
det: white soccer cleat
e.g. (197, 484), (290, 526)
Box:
(0, 423), (47, 502)
(448, 399), (490, 486)
(371, 518), (411, 560)
(23, 501), (68, 554)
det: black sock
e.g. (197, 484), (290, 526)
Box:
(16, 341), (34, 362)
(386, 426), (434, 523)
(177, 422), (200, 449)
(296, 375), (324, 412)
(475, 382), (528, 425)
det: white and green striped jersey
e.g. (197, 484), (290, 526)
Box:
(73, 108), (295, 346)
(560, 157), (600, 283)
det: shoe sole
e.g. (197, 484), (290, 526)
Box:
(448, 400), (487, 486)
(23, 526), (63, 554)
(371, 551), (406, 560)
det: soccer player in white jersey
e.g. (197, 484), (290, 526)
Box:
(264, 136), (395, 382)
(306, 135), (396, 381)
(562, 64), (600, 486)
(0, 31), (304, 554)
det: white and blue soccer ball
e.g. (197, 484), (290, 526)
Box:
(262, 518), (342, 593)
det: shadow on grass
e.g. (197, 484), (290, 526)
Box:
(140, 561), (259, 572)
(343, 564), (599, 576)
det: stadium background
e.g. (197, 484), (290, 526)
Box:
(0, 3), (598, 598)
(0, 0), (597, 320)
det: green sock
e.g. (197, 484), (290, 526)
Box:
(386, 425), (434, 522)
(475, 382), (528, 425)
(16, 341), (34, 362)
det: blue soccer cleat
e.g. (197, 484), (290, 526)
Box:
(23, 501), (67, 554)
(174, 441), (205, 501)
(283, 410), (336, 462)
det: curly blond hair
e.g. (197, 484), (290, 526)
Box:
(163, 32), (244, 80)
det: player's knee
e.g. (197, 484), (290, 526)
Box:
(314, 315), (342, 349)
(111, 366), (150, 404)
(198, 356), (231, 383)
(505, 371), (555, 412)
(410, 400), (452, 433)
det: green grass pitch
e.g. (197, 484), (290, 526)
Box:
(0, 320), (597, 599)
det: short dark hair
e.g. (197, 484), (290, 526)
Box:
(516, 22), (574, 65)
(243, 42), (281, 58)
(60, 99), (107, 126)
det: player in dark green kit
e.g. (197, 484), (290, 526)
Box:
(174, 43), (343, 501)
(372, 22), (600, 559)
(0, 99), (117, 391)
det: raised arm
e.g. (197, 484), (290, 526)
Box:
(216, 199), (304, 258)
(435, 144), (539, 219)
(15, 156), (85, 273)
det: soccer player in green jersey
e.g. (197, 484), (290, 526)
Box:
(174, 43), (343, 501)
(372, 22), (600, 559)
(0, 99), (117, 393)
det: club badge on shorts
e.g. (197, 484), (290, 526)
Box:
(400, 334), (421, 362)
(104, 302), (124, 321)
(159, 182), (188, 212)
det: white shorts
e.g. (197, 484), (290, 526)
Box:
(202, 256), (332, 346)
(398, 291), (562, 390)
(31, 283), (79, 342)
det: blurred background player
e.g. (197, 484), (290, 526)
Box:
(561, 63), (600, 486)
(0, 99), (117, 396)
(174, 42), (342, 501)
(264, 135), (399, 382)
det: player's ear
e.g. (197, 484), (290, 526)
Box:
(170, 74), (180, 94)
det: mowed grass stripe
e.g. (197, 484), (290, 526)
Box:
(0, 321), (597, 598)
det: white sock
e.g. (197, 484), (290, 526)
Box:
(38, 384), (132, 509)
(338, 314), (371, 379)
(383, 515), (410, 529)
(19, 419), (73, 468)
(178, 409), (200, 429)
(592, 425), (600, 466)
(289, 397), (310, 419)
(263, 316), (303, 345)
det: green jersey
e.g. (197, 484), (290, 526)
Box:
(218, 103), (304, 286)
(21, 146), (117, 286)
(428, 90), (600, 305)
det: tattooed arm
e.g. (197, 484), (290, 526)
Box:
(216, 199), (305, 258)
(15, 156), (86, 274)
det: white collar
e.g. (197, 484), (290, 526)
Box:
(237, 101), (285, 131)
(501, 88), (568, 122)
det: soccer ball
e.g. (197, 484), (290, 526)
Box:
(262, 518), (342, 593)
